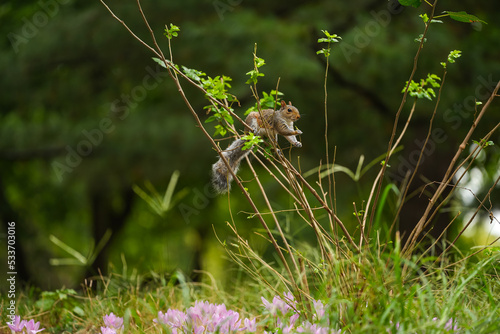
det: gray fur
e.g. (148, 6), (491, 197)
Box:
(211, 139), (250, 193)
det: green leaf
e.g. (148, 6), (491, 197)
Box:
(164, 23), (180, 39)
(201, 75), (233, 100)
(241, 133), (263, 150)
(181, 66), (206, 82)
(73, 306), (85, 317)
(205, 114), (218, 123)
(162, 170), (180, 211)
(245, 70), (265, 85)
(444, 11), (487, 24)
(152, 57), (168, 69)
(255, 57), (265, 68)
(473, 139), (494, 148)
(316, 49), (330, 57)
(317, 30), (341, 58)
(245, 90), (284, 115)
(214, 124), (227, 137)
(427, 73), (442, 88)
(403, 73), (441, 101)
(49, 235), (87, 265)
(398, 0), (421, 8)
(420, 14), (443, 24)
(447, 50), (462, 63)
(318, 30), (341, 43)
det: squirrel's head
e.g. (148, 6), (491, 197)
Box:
(280, 100), (300, 121)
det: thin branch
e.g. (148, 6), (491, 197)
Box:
(405, 79), (500, 253)
(397, 67), (448, 254)
(98, 0), (160, 57)
(367, 0), (439, 229)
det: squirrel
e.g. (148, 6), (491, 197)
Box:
(211, 100), (303, 194)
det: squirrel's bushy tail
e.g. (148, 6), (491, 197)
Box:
(211, 138), (250, 194)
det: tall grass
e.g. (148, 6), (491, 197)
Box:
(3, 248), (499, 332)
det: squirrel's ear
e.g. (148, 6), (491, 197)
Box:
(280, 100), (286, 109)
(288, 101), (292, 106)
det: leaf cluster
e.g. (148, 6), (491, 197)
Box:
(245, 90), (284, 115)
(245, 56), (265, 85)
(241, 132), (264, 151)
(34, 289), (85, 331)
(403, 74), (441, 101)
(399, 1), (487, 24)
(316, 30), (341, 58)
(164, 23), (180, 39)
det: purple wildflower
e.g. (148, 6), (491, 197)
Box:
(7, 316), (26, 332)
(297, 321), (338, 334)
(187, 300), (243, 332)
(313, 299), (326, 320)
(155, 301), (256, 333)
(432, 317), (460, 332)
(24, 319), (45, 334)
(100, 326), (117, 334)
(154, 309), (187, 333)
(103, 312), (123, 330)
(243, 318), (257, 332)
(261, 292), (296, 316)
(7, 316), (44, 334)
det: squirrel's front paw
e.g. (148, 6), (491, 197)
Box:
(294, 141), (302, 148)
(295, 129), (303, 135)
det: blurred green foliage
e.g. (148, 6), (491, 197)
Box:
(0, 0), (499, 289)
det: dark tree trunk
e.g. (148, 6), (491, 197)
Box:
(0, 175), (31, 284)
(85, 183), (135, 279)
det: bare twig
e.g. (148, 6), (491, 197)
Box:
(403, 79), (500, 254)
(367, 0), (439, 229)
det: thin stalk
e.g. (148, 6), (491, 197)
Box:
(367, 0), (439, 229)
(365, 99), (418, 241)
(322, 48), (336, 245)
(405, 80), (500, 252)
(395, 68), (448, 255)
(99, 0), (301, 293)
(244, 156), (304, 295)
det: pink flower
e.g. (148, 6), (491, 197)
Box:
(313, 299), (326, 320)
(193, 325), (205, 334)
(154, 309), (187, 332)
(156, 301), (259, 333)
(242, 318), (257, 332)
(7, 316), (44, 333)
(444, 318), (459, 331)
(24, 319), (45, 334)
(7, 316), (26, 332)
(262, 292), (296, 316)
(297, 321), (337, 334)
(103, 312), (123, 330)
(100, 326), (117, 334)
(432, 317), (459, 332)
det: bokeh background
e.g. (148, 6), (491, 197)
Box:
(1, 0), (499, 290)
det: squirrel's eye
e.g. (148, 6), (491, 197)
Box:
(287, 108), (292, 112)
